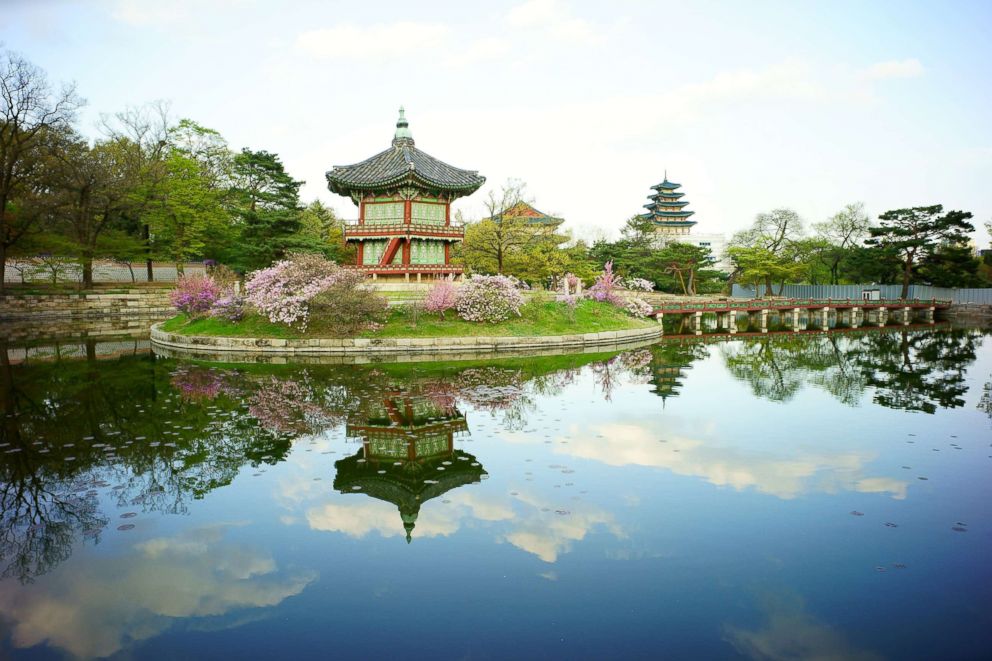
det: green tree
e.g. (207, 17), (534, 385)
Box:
(866, 205), (974, 298)
(916, 243), (981, 288)
(227, 149), (305, 272)
(726, 245), (803, 297)
(656, 242), (721, 295)
(460, 179), (553, 275)
(729, 209), (804, 295)
(295, 199), (353, 264)
(147, 149), (228, 271)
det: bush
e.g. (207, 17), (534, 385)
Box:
(170, 274), (222, 316)
(456, 274), (525, 323)
(624, 277), (655, 292)
(587, 261), (622, 305)
(623, 296), (654, 317)
(311, 269), (388, 334)
(209, 292), (246, 322)
(244, 253), (342, 329)
(423, 279), (459, 319)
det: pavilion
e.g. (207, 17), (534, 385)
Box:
(333, 393), (485, 542)
(326, 108), (485, 281)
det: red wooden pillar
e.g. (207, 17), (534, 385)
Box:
(444, 242), (450, 265)
(359, 199), (365, 225)
(356, 242), (364, 266)
(404, 199), (412, 225)
(445, 201), (450, 226)
(402, 239), (411, 265)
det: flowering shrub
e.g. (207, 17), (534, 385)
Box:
(456, 274), (525, 323)
(623, 296), (654, 318)
(555, 293), (579, 309)
(170, 274), (222, 316)
(624, 277), (655, 292)
(245, 253), (342, 329)
(423, 279), (459, 319)
(587, 261), (623, 305)
(209, 292), (246, 322)
(311, 269), (388, 334)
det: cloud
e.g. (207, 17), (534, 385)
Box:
(111, 0), (189, 26)
(545, 422), (908, 500)
(860, 58), (925, 80)
(307, 500), (460, 539)
(0, 524), (315, 659)
(505, 0), (604, 44)
(296, 22), (450, 59)
(723, 593), (883, 661)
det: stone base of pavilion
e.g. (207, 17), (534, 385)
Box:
(346, 264), (464, 286)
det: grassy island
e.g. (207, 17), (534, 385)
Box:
(161, 299), (656, 340)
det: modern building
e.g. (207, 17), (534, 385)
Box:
(326, 108), (485, 281)
(638, 174), (731, 271)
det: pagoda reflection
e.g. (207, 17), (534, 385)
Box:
(333, 392), (485, 543)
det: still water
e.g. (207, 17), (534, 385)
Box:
(1, 327), (990, 660)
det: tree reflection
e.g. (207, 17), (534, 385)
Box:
(717, 328), (983, 413)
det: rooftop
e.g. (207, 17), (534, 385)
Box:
(327, 107), (486, 201)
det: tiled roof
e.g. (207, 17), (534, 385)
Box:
(651, 179), (682, 190)
(644, 200), (690, 209)
(493, 201), (564, 225)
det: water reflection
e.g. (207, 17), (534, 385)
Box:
(0, 327), (988, 659)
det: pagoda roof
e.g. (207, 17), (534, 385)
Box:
(327, 108), (485, 201)
(649, 191), (685, 199)
(651, 179), (682, 191)
(641, 210), (696, 219)
(644, 200), (690, 209)
(491, 201), (564, 226)
(333, 448), (486, 542)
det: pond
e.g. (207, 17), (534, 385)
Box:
(1, 326), (990, 660)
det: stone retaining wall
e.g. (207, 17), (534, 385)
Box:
(150, 323), (663, 358)
(0, 289), (174, 321)
(944, 303), (992, 325)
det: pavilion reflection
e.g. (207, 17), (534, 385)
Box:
(334, 392), (485, 543)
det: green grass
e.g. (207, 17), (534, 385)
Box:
(160, 299), (655, 339)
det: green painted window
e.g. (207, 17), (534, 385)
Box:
(411, 239), (445, 265)
(362, 239), (386, 265)
(411, 202), (446, 225)
(363, 202), (404, 225)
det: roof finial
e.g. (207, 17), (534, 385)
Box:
(664, 168), (668, 182)
(393, 106), (414, 146)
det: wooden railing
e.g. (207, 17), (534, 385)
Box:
(652, 298), (952, 313)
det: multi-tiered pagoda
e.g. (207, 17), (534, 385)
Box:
(638, 173), (696, 238)
(326, 108), (485, 281)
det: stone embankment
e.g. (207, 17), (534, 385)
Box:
(150, 324), (663, 358)
(944, 303), (992, 325)
(0, 288), (174, 321)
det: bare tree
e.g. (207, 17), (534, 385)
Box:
(0, 49), (83, 293)
(813, 202), (871, 285)
(462, 179), (551, 274)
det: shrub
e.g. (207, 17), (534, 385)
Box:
(311, 269), (388, 334)
(244, 253), (342, 329)
(587, 261), (622, 305)
(456, 274), (525, 323)
(624, 277), (655, 292)
(623, 296), (654, 318)
(423, 279), (459, 319)
(170, 274), (222, 316)
(209, 291), (246, 322)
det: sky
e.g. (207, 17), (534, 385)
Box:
(3, 0), (991, 245)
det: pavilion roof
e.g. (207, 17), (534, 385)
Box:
(326, 108), (485, 200)
(492, 201), (564, 226)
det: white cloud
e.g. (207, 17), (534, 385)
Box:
(860, 58), (925, 80)
(111, 0), (189, 26)
(0, 524), (315, 659)
(505, 0), (604, 44)
(296, 22), (450, 59)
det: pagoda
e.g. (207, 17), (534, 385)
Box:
(638, 173), (696, 238)
(333, 393), (485, 542)
(326, 108), (485, 281)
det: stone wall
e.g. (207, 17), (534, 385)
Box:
(944, 303), (992, 325)
(0, 288), (174, 321)
(150, 324), (664, 358)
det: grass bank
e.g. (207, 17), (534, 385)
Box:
(161, 299), (656, 339)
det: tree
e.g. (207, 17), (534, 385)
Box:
(295, 199), (353, 264)
(460, 179), (552, 275)
(0, 49), (83, 293)
(729, 209), (804, 295)
(147, 149), (227, 271)
(916, 243), (981, 288)
(726, 245), (804, 296)
(813, 202), (871, 284)
(656, 242), (720, 295)
(866, 205), (974, 298)
(227, 149), (305, 272)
